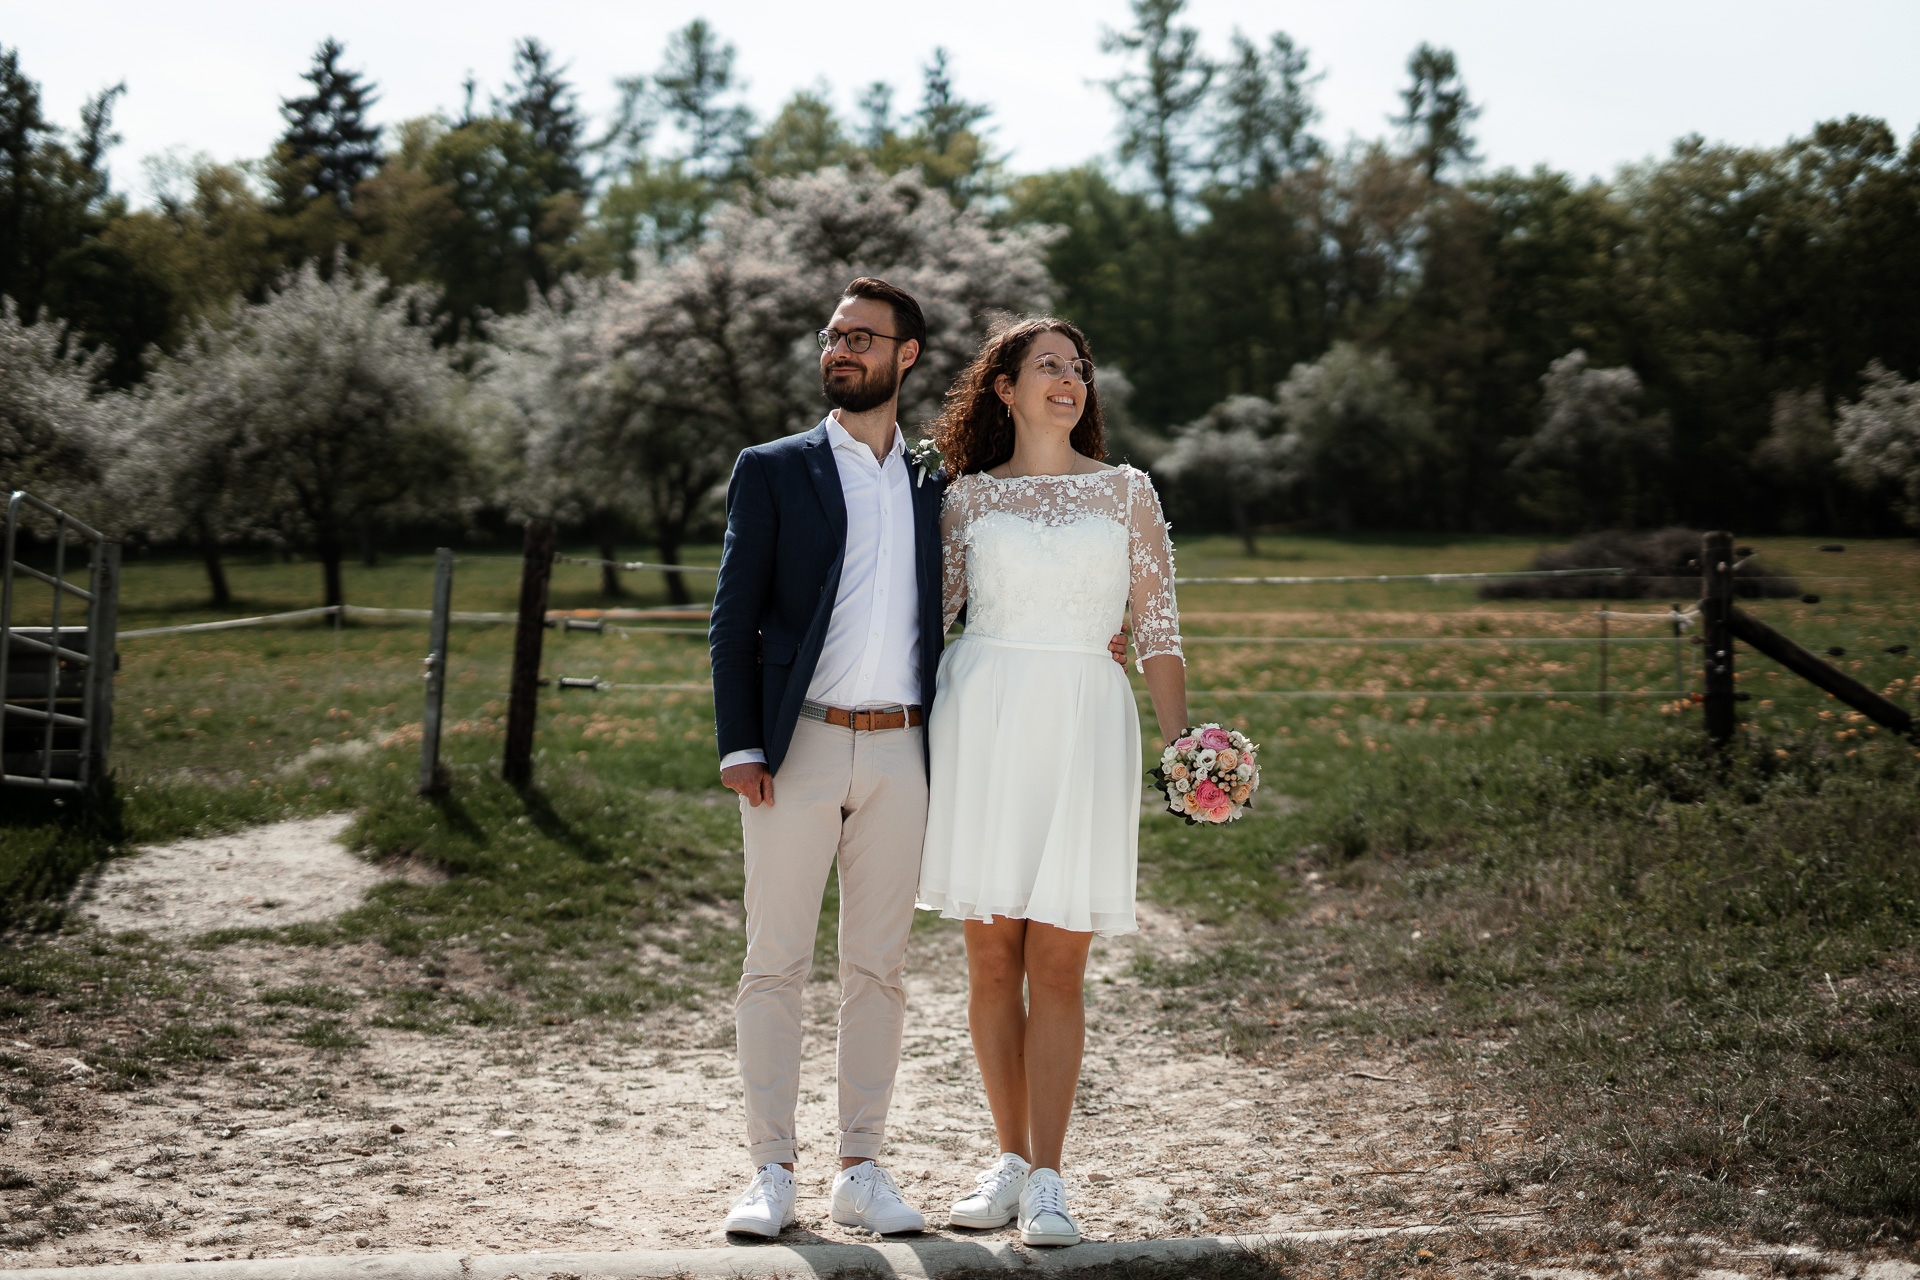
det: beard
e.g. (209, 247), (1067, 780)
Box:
(822, 360), (901, 414)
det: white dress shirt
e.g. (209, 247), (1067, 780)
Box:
(719, 415), (922, 771)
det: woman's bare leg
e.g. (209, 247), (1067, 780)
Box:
(963, 917), (1032, 1161)
(1021, 922), (1093, 1173)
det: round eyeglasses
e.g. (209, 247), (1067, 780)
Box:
(1032, 353), (1095, 385)
(817, 328), (906, 355)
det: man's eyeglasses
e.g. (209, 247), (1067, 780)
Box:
(817, 328), (906, 355)
(1032, 354), (1095, 385)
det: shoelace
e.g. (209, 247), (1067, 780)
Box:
(864, 1164), (907, 1206)
(1027, 1175), (1070, 1220)
(974, 1160), (1025, 1198)
(738, 1169), (790, 1211)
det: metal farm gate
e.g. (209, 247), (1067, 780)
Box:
(1, 491), (120, 791)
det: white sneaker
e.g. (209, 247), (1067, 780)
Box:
(949, 1151), (1030, 1228)
(723, 1163), (796, 1237)
(830, 1160), (927, 1234)
(1018, 1167), (1080, 1246)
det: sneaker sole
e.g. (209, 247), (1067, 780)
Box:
(830, 1211), (926, 1234)
(948, 1208), (1017, 1229)
(723, 1216), (793, 1238)
(1020, 1225), (1081, 1246)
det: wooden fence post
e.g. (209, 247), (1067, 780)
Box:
(1671, 603), (1687, 699)
(1701, 530), (1737, 743)
(417, 547), (454, 796)
(503, 521), (555, 789)
(1597, 604), (1610, 716)
(86, 543), (119, 789)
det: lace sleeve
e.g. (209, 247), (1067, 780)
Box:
(1126, 468), (1182, 671)
(940, 475), (974, 633)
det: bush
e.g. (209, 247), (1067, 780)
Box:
(1479, 527), (1800, 599)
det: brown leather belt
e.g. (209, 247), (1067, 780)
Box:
(800, 701), (923, 731)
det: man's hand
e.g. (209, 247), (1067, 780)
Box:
(721, 761), (775, 807)
(1109, 626), (1130, 666)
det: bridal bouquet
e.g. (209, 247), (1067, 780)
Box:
(1152, 724), (1260, 824)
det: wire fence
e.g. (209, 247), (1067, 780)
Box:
(89, 548), (1914, 787)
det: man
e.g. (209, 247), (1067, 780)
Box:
(708, 281), (1129, 1237)
(709, 277), (941, 1236)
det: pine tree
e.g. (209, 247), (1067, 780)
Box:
(279, 38), (383, 211)
(654, 20), (751, 176)
(1211, 31), (1322, 189)
(911, 49), (996, 205)
(0, 46), (55, 309)
(501, 38), (585, 193)
(1393, 43), (1480, 183)
(857, 82), (895, 152)
(917, 49), (987, 155)
(1101, 0), (1214, 213)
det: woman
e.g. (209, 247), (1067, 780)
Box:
(917, 318), (1188, 1246)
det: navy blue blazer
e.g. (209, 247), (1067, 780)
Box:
(710, 422), (946, 776)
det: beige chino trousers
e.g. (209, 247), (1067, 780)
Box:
(736, 715), (927, 1167)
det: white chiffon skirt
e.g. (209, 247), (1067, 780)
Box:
(918, 633), (1141, 938)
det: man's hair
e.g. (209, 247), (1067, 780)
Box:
(840, 277), (927, 371)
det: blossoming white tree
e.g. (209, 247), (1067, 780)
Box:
(1272, 342), (1433, 532)
(1154, 393), (1291, 553)
(1835, 361), (1920, 529)
(0, 298), (129, 529)
(496, 165), (1053, 602)
(127, 262), (467, 606)
(1510, 349), (1671, 530)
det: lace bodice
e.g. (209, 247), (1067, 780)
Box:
(940, 465), (1182, 670)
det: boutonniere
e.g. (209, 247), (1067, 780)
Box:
(909, 437), (945, 488)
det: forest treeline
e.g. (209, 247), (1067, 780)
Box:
(3, 0), (1920, 573)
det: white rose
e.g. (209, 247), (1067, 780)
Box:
(1196, 748), (1217, 771)
(1173, 778), (1191, 793)
(1236, 762), (1254, 781)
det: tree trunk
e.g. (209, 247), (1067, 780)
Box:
(597, 514), (624, 599)
(1229, 495), (1257, 557)
(319, 536), (345, 609)
(657, 532), (690, 605)
(199, 524), (231, 609)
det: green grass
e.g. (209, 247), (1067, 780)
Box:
(1136, 715), (1920, 1244)
(3, 532), (1917, 1246)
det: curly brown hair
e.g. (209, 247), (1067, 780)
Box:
(928, 317), (1105, 476)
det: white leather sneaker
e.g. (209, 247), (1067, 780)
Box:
(830, 1160), (927, 1234)
(723, 1163), (796, 1237)
(1018, 1167), (1080, 1246)
(949, 1151), (1030, 1229)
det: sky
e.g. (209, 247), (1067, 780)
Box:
(13, 0), (1920, 205)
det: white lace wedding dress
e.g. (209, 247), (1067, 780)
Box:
(917, 466), (1183, 938)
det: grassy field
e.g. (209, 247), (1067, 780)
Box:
(3, 530), (1918, 1249)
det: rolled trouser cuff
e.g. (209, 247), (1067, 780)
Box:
(838, 1131), (885, 1160)
(748, 1139), (798, 1167)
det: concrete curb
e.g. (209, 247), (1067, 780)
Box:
(1, 1223), (1498, 1280)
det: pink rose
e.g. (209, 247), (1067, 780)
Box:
(1194, 779), (1227, 809)
(1205, 803), (1233, 823)
(1174, 736), (1199, 752)
(1199, 727), (1233, 750)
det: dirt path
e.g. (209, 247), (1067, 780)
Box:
(7, 816), (1536, 1266)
